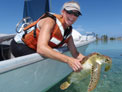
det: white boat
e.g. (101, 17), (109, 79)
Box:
(0, 0), (96, 92)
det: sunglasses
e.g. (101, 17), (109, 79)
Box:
(64, 9), (81, 17)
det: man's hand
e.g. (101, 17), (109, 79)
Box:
(67, 57), (83, 72)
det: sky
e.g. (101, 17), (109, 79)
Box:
(0, 0), (122, 37)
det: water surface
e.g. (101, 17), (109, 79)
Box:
(48, 40), (122, 92)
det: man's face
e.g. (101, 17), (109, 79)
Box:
(62, 9), (78, 27)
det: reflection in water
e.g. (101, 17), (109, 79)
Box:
(95, 39), (108, 44)
(94, 39), (108, 45)
(101, 39), (108, 44)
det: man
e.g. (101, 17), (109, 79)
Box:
(11, 1), (85, 72)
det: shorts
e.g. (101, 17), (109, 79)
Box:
(10, 39), (36, 57)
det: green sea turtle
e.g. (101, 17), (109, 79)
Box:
(60, 52), (112, 92)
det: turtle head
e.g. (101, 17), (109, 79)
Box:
(102, 55), (112, 71)
(94, 53), (112, 71)
(90, 53), (112, 71)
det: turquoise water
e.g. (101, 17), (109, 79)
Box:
(47, 40), (122, 92)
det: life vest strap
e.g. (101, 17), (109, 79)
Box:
(55, 26), (72, 48)
(22, 12), (57, 39)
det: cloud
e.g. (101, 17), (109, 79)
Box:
(120, 22), (122, 25)
(73, 25), (85, 33)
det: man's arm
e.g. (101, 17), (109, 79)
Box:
(36, 18), (82, 72)
(67, 36), (85, 61)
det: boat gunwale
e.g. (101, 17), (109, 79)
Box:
(0, 38), (95, 74)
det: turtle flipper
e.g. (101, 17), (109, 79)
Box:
(60, 81), (71, 90)
(88, 63), (101, 92)
(105, 65), (111, 71)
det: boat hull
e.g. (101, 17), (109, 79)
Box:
(0, 45), (88, 92)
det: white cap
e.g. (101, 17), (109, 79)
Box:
(62, 1), (82, 15)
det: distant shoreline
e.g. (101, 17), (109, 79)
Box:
(96, 34), (122, 40)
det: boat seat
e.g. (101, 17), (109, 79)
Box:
(0, 44), (13, 61)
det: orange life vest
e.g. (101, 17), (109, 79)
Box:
(22, 12), (72, 50)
